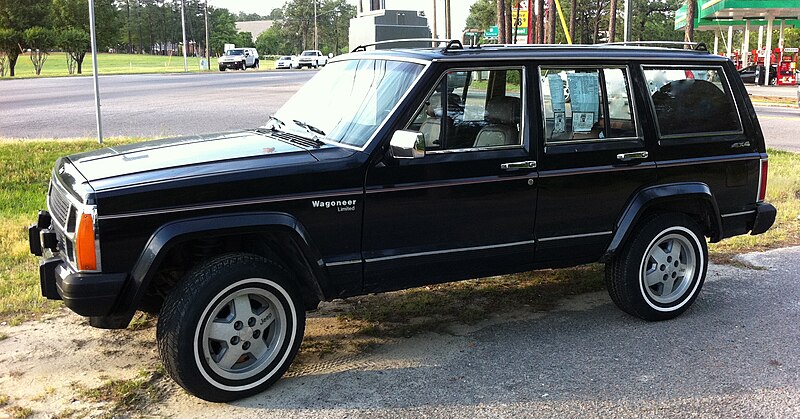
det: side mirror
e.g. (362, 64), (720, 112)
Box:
(389, 130), (425, 159)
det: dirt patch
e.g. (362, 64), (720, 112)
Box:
(0, 303), (392, 417)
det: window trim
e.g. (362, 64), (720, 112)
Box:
(538, 64), (642, 146)
(403, 65), (528, 154)
(640, 64), (744, 140)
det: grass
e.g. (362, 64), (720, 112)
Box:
(0, 138), (142, 324)
(0, 138), (796, 327)
(6, 406), (33, 419)
(1, 52), (277, 79)
(709, 148), (800, 257)
(76, 367), (166, 417)
(339, 265), (606, 337)
(748, 95), (797, 105)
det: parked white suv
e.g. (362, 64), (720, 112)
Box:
(296, 50), (328, 69)
(218, 48), (259, 71)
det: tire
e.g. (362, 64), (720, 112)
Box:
(157, 253), (305, 402)
(254, 59), (259, 69)
(219, 66), (225, 72)
(241, 61), (247, 71)
(605, 212), (708, 321)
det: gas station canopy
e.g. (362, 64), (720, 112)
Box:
(673, 1), (800, 86)
(675, 0), (800, 30)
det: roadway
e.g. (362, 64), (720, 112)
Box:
(0, 70), (316, 139)
(1, 71), (799, 152)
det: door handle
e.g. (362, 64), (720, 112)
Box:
(500, 161), (537, 170)
(616, 151), (648, 161)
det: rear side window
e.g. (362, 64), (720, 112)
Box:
(540, 67), (637, 143)
(643, 67), (742, 137)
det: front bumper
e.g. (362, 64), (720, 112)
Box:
(219, 61), (243, 69)
(30, 212), (126, 317)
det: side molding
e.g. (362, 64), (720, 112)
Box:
(603, 182), (722, 260)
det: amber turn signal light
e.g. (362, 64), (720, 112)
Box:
(76, 212), (97, 271)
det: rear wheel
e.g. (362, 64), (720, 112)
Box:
(605, 213), (707, 321)
(157, 253), (304, 402)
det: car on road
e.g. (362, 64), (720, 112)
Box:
(30, 41), (776, 402)
(275, 55), (294, 69)
(218, 47), (259, 71)
(296, 49), (328, 68)
(738, 64), (777, 84)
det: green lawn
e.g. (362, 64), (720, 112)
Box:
(1, 52), (276, 79)
(0, 139), (796, 324)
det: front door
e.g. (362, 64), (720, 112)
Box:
(362, 66), (539, 292)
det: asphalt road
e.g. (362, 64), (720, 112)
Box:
(755, 105), (800, 152)
(0, 70), (315, 139)
(1, 71), (799, 152)
(158, 247), (800, 417)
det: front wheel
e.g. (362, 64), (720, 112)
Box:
(157, 253), (304, 402)
(605, 213), (708, 321)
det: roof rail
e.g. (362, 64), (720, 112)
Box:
(604, 41), (709, 51)
(351, 38), (463, 53)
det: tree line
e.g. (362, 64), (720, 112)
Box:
(0, 0), (355, 78)
(468, 0), (799, 51)
(467, 0), (686, 45)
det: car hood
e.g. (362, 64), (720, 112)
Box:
(68, 131), (318, 190)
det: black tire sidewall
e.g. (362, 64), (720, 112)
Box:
(615, 214), (708, 321)
(158, 254), (304, 402)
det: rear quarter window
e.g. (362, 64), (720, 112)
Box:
(643, 67), (742, 138)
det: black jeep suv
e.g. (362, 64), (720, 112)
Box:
(30, 42), (776, 401)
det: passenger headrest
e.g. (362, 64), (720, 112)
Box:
(485, 96), (520, 125)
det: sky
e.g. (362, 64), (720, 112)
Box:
(206, 0), (478, 37)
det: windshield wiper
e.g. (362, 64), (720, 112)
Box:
(292, 119), (326, 136)
(266, 115), (285, 131)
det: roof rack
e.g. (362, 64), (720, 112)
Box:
(351, 38), (463, 53)
(604, 41), (709, 51)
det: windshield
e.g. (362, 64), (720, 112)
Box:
(302, 51), (316, 56)
(272, 59), (425, 148)
(226, 50), (244, 56)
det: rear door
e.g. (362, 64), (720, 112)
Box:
(534, 63), (658, 264)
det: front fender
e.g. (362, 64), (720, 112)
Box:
(117, 212), (329, 316)
(603, 182), (722, 260)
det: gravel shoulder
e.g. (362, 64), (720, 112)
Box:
(2, 247), (799, 418)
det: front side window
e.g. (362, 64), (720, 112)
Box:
(643, 67), (742, 137)
(273, 59), (424, 148)
(540, 67), (637, 143)
(407, 68), (524, 151)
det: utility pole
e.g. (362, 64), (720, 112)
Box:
(314, 0), (318, 50)
(432, 0), (438, 47)
(88, 0), (103, 144)
(204, 0), (210, 69)
(444, 0), (451, 39)
(623, 0), (631, 42)
(180, 0), (188, 72)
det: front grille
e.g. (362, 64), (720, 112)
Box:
(48, 181), (71, 227)
(269, 131), (322, 149)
